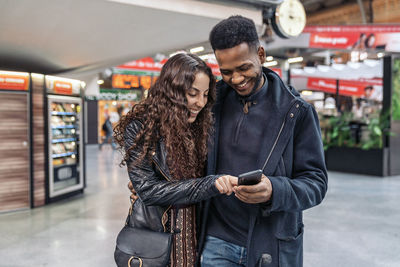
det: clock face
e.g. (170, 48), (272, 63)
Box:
(274, 0), (306, 38)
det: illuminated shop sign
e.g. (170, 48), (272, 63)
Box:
(0, 71), (29, 91)
(86, 89), (142, 101)
(115, 57), (224, 85)
(112, 74), (154, 90)
(305, 25), (400, 52)
(306, 77), (383, 97)
(46, 76), (81, 95)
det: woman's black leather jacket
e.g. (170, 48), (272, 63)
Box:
(124, 120), (221, 232)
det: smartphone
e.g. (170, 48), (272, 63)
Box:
(238, 169), (262, 186)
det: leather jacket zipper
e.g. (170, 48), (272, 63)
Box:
(161, 206), (172, 232)
(151, 154), (172, 232)
(151, 154), (171, 181)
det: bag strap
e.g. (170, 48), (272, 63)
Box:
(171, 206), (181, 234)
(126, 199), (181, 234)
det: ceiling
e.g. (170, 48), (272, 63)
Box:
(196, 0), (358, 14)
(0, 0), (359, 79)
(0, 0), (260, 77)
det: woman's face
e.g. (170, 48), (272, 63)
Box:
(186, 71), (210, 123)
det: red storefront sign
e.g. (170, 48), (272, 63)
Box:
(0, 73), (29, 91)
(117, 57), (223, 81)
(306, 77), (383, 97)
(117, 57), (163, 72)
(304, 25), (400, 52)
(307, 77), (337, 94)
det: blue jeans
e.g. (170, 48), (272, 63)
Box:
(201, 235), (247, 267)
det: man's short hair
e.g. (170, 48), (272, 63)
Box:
(209, 15), (260, 51)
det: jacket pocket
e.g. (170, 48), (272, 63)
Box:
(277, 224), (304, 267)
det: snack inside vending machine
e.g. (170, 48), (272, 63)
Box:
(46, 76), (85, 201)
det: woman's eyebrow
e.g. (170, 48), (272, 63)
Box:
(190, 87), (209, 92)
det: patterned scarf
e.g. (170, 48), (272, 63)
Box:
(166, 205), (197, 267)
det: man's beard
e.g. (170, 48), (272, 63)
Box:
(245, 67), (263, 97)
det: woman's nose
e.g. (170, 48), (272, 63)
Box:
(196, 96), (207, 108)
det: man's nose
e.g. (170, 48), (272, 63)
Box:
(231, 72), (244, 85)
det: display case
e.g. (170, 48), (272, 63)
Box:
(48, 95), (83, 198)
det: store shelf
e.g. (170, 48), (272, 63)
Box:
(52, 138), (76, 143)
(51, 125), (76, 129)
(53, 163), (77, 168)
(52, 151), (76, 158)
(51, 111), (77, 116)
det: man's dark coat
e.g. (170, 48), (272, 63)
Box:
(197, 68), (328, 267)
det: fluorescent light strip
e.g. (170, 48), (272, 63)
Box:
(190, 46), (204, 53)
(169, 51), (186, 57)
(266, 56), (274, 61)
(263, 61), (278, 67)
(287, 57), (303, 64)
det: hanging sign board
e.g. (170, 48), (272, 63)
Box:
(117, 57), (164, 72)
(307, 77), (338, 94)
(116, 57), (224, 83)
(305, 25), (400, 52)
(306, 77), (383, 98)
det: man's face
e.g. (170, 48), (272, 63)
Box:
(215, 42), (265, 96)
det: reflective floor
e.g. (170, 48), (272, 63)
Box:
(0, 145), (400, 267)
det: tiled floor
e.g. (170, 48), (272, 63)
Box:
(0, 145), (400, 267)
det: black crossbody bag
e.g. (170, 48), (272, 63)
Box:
(114, 201), (178, 267)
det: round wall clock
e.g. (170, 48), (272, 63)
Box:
(271, 0), (307, 39)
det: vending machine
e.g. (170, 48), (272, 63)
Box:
(46, 76), (85, 200)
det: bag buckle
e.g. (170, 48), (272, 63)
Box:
(128, 256), (143, 267)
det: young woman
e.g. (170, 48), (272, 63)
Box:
(113, 53), (236, 267)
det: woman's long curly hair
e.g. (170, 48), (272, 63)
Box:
(114, 53), (216, 179)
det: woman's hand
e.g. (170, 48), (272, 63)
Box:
(215, 175), (238, 195)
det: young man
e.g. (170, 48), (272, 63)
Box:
(197, 16), (328, 267)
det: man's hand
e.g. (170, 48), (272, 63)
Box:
(128, 181), (139, 201)
(233, 175), (272, 204)
(215, 175), (238, 195)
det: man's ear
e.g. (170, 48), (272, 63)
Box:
(257, 46), (266, 64)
